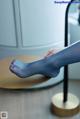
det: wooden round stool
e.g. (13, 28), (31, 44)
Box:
(0, 55), (63, 89)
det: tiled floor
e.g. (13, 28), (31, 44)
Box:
(0, 80), (80, 119)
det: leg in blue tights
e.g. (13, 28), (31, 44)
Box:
(10, 41), (80, 78)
